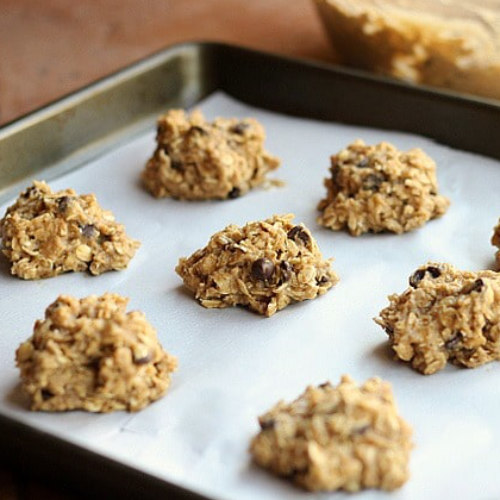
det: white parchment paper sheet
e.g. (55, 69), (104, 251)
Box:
(1, 92), (500, 500)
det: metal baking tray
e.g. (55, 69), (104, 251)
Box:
(2, 42), (500, 499)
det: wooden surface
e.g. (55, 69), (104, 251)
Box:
(0, 1), (335, 498)
(0, 0), (337, 126)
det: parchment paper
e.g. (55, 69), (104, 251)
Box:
(1, 92), (500, 500)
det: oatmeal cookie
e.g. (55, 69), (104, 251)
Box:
(376, 262), (500, 374)
(250, 375), (412, 492)
(317, 140), (449, 236)
(176, 214), (338, 317)
(0, 181), (140, 279)
(16, 294), (178, 412)
(141, 109), (280, 200)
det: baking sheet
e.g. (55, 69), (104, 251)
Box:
(1, 91), (500, 500)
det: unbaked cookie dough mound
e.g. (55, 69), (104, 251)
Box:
(142, 109), (281, 200)
(250, 375), (412, 492)
(0, 181), (140, 280)
(16, 294), (178, 412)
(317, 140), (449, 236)
(376, 262), (500, 375)
(176, 214), (338, 317)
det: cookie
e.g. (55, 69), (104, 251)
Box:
(250, 375), (412, 492)
(16, 293), (178, 412)
(176, 214), (338, 317)
(317, 140), (449, 236)
(375, 262), (500, 374)
(0, 181), (140, 279)
(141, 109), (281, 200)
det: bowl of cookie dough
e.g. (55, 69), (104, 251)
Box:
(313, 0), (500, 101)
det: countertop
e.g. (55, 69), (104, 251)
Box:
(0, 0), (336, 126)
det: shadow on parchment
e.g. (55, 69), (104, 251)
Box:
(172, 284), (194, 300)
(371, 341), (396, 364)
(5, 382), (30, 411)
(171, 284), (274, 319)
(371, 341), (417, 373)
(0, 253), (12, 278)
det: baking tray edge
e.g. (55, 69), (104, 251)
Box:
(2, 40), (500, 499)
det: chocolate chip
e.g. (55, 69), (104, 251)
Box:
(445, 332), (463, 351)
(426, 266), (441, 278)
(409, 266), (441, 288)
(22, 185), (38, 198)
(356, 158), (370, 168)
(287, 226), (310, 245)
(409, 269), (426, 288)
(317, 276), (329, 285)
(259, 419), (275, 430)
(384, 326), (394, 337)
(363, 173), (386, 191)
(170, 159), (183, 171)
(86, 357), (100, 370)
(227, 187), (241, 199)
(251, 258), (275, 281)
(41, 389), (53, 401)
(56, 196), (71, 213)
(470, 279), (484, 293)
(81, 224), (96, 238)
(280, 261), (293, 282)
(134, 352), (152, 365)
(461, 278), (484, 294)
(318, 381), (332, 389)
(482, 320), (494, 341)
(231, 122), (250, 135)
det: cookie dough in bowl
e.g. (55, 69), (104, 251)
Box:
(176, 214), (338, 317)
(317, 139), (449, 235)
(142, 109), (281, 200)
(0, 181), (140, 279)
(375, 262), (500, 374)
(16, 293), (178, 412)
(314, 0), (500, 101)
(250, 375), (412, 492)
